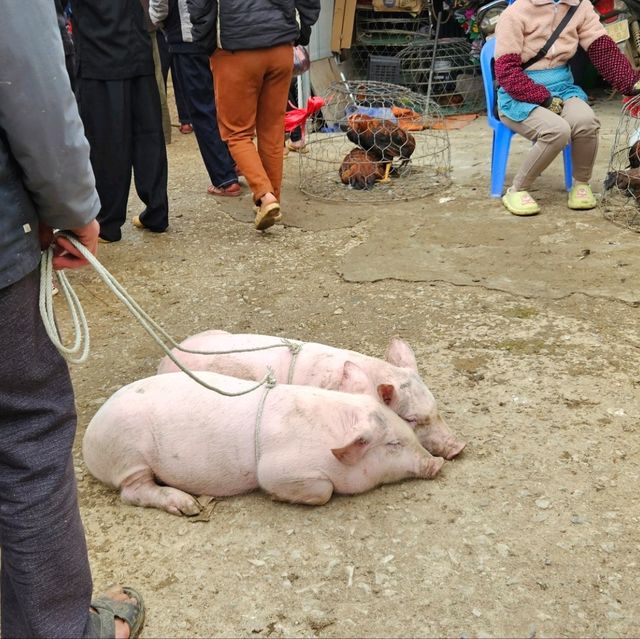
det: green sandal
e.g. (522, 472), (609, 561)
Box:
(88, 586), (145, 639)
(501, 188), (541, 216)
(567, 183), (597, 210)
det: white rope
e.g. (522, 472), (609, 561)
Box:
(254, 373), (278, 464)
(39, 246), (90, 364)
(39, 232), (291, 397)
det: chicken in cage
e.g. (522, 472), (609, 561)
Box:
(298, 80), (451, 203)
(345, 112), (417, 182)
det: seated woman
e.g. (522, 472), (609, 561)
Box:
(494, 0), (640, 215)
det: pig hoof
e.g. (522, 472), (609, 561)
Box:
(167, 495), (202, 517)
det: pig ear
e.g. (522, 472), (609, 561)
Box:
(385, 337), (418, 371)
(339, 361), (374, 395)
(331, 435), (371, 466)
(377, 383), (395, 405)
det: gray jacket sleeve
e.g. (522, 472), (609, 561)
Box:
(0, 0), (100, 229)
(149, 0), (169, 27)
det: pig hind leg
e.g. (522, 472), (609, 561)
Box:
(120, 468), (202, 516)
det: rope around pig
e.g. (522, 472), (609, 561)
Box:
(39, 232), (302, 396)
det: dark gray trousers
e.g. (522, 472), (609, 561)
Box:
(0, 268), (93, 638)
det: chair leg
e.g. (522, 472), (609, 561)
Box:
(490, 127), (513, 198)
(562, 144), (573, 192)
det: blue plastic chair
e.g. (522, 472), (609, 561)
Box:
(479, 37), (573, 198)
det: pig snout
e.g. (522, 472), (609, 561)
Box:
(430, 435), (466, 460)
(417, 415), (466, 460)
(419, 454), (445, 479)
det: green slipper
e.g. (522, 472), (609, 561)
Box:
(501, 188), (541, 216)
(568, 183), (597, 210)
(88, 586), (145, 639)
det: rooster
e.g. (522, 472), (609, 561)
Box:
(345, 113), (416, 182)
(339, 148), (387, 190)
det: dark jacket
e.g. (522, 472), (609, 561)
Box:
(54, 0), (75, 55)
(0, 2), (100, 290)
(69, 0), (155, 80)
(149, 0), (204, 54)
(187, 0), (321, 54)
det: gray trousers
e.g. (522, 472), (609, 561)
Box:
(0, 269), (93, 638)
(500, 97), (601, 191)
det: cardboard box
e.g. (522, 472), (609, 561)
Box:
(341, 0), (358, 50)
(331, 0), (346, 53)
(331, 0), (358, 52)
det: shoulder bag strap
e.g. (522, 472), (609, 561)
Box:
(522, 0), (583, 69)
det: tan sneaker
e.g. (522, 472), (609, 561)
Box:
(501, 187), (541, 216)
(567, 183), (597, 210)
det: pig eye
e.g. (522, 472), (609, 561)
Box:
(404, 416), (418, 428)
(386, 440), (402, 447)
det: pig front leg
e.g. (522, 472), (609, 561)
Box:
(120, 469), (202, 516)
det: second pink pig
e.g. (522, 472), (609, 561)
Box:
(157, 330), (465, 459)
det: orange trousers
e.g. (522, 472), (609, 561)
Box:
(211, 44), (293, 205)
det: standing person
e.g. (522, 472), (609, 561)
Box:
(285, 77), (307, 153)
(0, 2), (144, 637)
(188, 0), (321, 231)
(140, 0), (174, 145)
(149, 0), (242, 198)
(54, 0), (76, 91)
(156, 31), (194, 135)
(71, 0), (169, 243)
(494, 0), (640, 216)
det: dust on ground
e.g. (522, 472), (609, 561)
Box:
(63, 95), (640, 638)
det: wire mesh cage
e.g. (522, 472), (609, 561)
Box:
(397, 37), (484, 115)
(356, 9), (432, 47)
(348, 9), (433, 84)
(298, 80), (451, 203)
(601, 95), (640, 232)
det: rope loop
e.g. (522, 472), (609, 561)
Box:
(39, 232), (278, 397)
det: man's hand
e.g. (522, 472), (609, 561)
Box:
(543, 96), (564, 115)
(52, 219), (100, 270)
(39, 222), (55, 251)
(295, 23), (311, 46)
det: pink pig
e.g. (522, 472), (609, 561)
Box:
(82, 366), (445, 515)
(157, 330), (465, 460)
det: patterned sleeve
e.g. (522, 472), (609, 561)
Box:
(494, 9), (551, 105)
(587, 34), (640, 95)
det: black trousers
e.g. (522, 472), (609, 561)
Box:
(77, 74), (169, 242)
(172, 52), (237, 188)
(156, 31), (190, 126)
(0, 269), (93, 637)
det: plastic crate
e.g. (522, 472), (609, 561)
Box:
(367, 55), (402, 84)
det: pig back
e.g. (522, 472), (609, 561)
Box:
(157, 331), (300, 382)
(83, 372), (266, 497)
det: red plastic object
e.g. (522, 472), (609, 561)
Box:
(284, 96), (325, 133)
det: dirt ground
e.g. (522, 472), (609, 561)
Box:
(63, 94), (640, 638)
